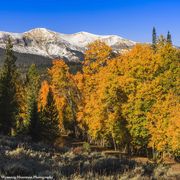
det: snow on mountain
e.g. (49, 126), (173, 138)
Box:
(0, 28), (136, 62)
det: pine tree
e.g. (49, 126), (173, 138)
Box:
(152, 27), (157, 49)
(0, 37), (19, 135)
(28, 98), (40, 141)
(26, 64), (40, 140)
(40, 88), (60, 143)
(27, 64), (40, 96)
(167, 31), (172, 44)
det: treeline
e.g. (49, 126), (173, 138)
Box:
(0, 31), (179, 159)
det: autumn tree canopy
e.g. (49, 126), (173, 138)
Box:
(0, 37), (179, 158)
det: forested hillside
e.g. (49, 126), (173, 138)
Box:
(0, 31), (179, 164)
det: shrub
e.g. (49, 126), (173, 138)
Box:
(3, 162), (33, 176)
(83, 142), (91, 153)
(0, 135), (178, 179)
(72, 147), (83, 155)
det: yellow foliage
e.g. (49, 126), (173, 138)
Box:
(83, 40), (112, 74)
(147, 93), (180, 153)
(34, 42), (180, 155)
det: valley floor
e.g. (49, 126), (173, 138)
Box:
(0, 135), (179, 180)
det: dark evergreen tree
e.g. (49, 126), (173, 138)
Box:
(167, 31), (172, 44)
(40, 88), (60, 143)
(0, 37), (19, 135)
(28, 98), (40, 141)
(26, 64), (40, 96)
(152, 27), (157, 49)
(26, 64), (40, 140)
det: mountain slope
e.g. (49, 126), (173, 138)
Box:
(0, 28), (136, 63)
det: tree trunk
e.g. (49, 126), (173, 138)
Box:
(112, 136), (117, 150)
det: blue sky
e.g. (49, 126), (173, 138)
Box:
(0, 0), (180, 45)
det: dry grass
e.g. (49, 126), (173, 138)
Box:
(0, 135), (179, 179)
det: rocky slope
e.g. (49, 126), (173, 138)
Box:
(0, 28), (136, 64)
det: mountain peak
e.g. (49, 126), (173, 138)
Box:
(0, 28), (136, 63)
(24, 28), (56, 40)
(27, 28), (51, 33)
(76, 31), (97, 36)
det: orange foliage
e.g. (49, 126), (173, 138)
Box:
(38, 80), (49, 110)
(48, 59), (79, 133)
(35, 41), (179, 155)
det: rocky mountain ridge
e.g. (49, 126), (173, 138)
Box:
(0, 28), (136, 63)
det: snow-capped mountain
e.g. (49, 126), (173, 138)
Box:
(0, 28), (136, 63)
